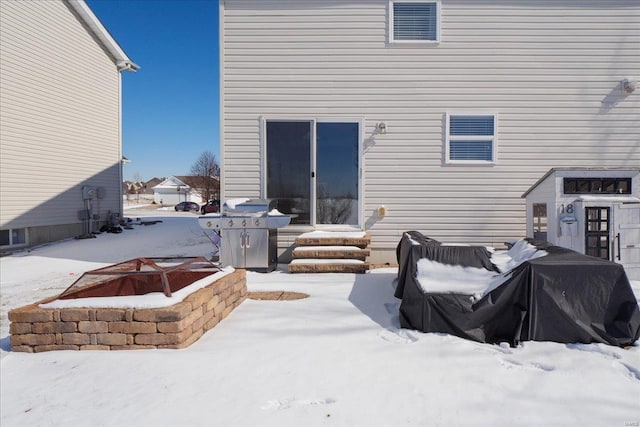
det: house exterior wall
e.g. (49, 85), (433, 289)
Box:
(219, 0), (640, 263)
(0, 0), (122, 247)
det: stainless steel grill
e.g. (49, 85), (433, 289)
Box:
(198, 199), (291, 272)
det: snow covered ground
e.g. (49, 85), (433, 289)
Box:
(1, 207), (639, 427)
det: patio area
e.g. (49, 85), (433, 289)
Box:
(1, 207), (638, 426)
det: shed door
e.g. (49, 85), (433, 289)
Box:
(585, 207), (610, 260)
(613, 203), (640, 278)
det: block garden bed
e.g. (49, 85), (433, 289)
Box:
(8, 258), (246, 352)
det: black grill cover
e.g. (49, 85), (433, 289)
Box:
(395, 231), (640, 347)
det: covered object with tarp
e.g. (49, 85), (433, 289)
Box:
(395, 231), (640, 347)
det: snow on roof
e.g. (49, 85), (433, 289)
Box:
(152, 176), (190, 190)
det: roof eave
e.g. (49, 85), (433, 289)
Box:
(65, 0), (139, 72)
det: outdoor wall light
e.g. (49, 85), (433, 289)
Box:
(376, 122), (387, 134)
(622, 78), (637, 93)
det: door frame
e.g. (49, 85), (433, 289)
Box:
(260, 116), (364, 229)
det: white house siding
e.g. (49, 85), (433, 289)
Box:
(1, 1), (122, 245)
(220, 0), (640, 263)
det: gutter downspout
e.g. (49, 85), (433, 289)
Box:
(118, 70), (124, 220)
(219, 0), (225, 205)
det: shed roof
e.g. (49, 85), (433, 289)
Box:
(521, 167), (640, 198)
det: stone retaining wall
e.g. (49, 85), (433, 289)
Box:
(9, 269), (246, 352)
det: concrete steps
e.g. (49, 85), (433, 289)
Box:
(288, 232), (371, 273)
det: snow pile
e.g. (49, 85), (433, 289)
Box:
(416, 259), (507, 296)
(490, 240), (548, 273)
(416, 240), (548, 297)
(39, 267), (234, 310)
(298, 230), (366, 239)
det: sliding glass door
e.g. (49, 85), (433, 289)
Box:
(316, 122), (359, 225)
(265, 119), (361, 227)
(265, 121), (312, 225)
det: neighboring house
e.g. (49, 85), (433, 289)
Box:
(152, 176), (198, 205)
(219, 0), (640, 264)
(0, 0), (138, 248)
(143, 178), (164, 195)
(152, 176), (220, 205)
(177, 175), (220, 201)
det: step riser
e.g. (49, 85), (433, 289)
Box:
(288, 264), (369, 274)
(289, 233), (371, 273)
(295, 238), (370, 248)
(293, 250), (369, 260)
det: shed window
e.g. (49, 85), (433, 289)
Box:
(390, 1), (440, 42)
(446, 114), (496, 163)
(563, 178), (631, 195)
(532, 203), (547, 241)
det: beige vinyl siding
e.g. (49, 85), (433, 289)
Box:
(221, 0), (640, 259)
(0, 0), (121, 232)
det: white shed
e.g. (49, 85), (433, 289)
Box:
(522, 168), (640, 280)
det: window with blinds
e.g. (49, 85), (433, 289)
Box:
(390, 1), (440, 42)
(446, 114), (497, 163)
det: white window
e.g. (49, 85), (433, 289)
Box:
(389, 1), (440, 43)
(0, 228), (27, 247)
(445, 114), (497, 164)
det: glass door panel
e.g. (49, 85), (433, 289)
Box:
(585, 207), (610, 260)
(316, 122), (359, 225)
(266, 121), (311, 225)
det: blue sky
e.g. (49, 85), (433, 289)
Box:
(87, 0), (220, 182)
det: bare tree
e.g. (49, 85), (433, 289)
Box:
(316, 187), (353, 224)
(133, 172), (143, 202)
(189, 151), (220, 202)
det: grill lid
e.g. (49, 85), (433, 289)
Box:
(199, 198), (291, 230)
(223, 199), (277, 216)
